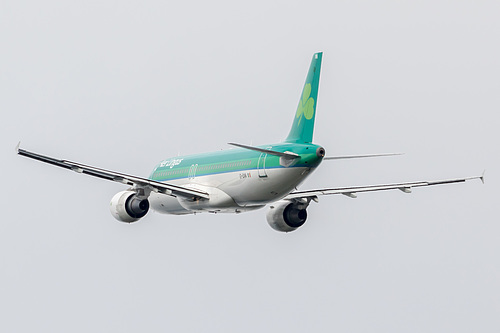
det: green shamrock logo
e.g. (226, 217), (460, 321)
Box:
(295, 83), (315, 125)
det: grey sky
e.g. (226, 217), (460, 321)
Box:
(1, 0), (499, 332)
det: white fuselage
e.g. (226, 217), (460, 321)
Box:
(149, 166), (314, 215)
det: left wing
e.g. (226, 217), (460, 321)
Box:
(284, 174), (484, 200)
(17, 145), (210, 200)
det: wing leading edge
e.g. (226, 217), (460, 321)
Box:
(17, 145), (210, 200)
(284, 174), (484, 201)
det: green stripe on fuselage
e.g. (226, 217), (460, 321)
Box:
(149, 143), (324, 182)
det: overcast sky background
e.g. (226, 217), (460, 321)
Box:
(1, 0), (499, 332)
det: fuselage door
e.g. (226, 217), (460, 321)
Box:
(258, 147), (271, 178)
(188, 164), (198, 180)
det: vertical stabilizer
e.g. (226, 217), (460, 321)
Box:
(285, 52), (323, 143)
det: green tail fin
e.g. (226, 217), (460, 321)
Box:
(285, 52), (323, 144)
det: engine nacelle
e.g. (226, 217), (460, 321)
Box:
(110, 191), (150, 223)
(266, 200), (308, 232)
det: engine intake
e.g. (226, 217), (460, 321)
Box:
(110, 191), (149, 223)
(266, 201), (308, 232)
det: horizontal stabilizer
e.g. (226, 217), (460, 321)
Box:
(228, 143), (299, 159)
(324, 153), (403, 160)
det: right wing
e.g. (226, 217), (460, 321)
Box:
(17, 145), (210, 200)
(284, 174), (484, 201)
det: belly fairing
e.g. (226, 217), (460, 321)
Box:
(149, 190), (265, 215)
(149, 192), (193, 215)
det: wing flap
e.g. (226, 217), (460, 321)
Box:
(17, 146), (210, 200)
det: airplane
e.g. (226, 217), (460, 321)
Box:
(17, 52), (484, 232)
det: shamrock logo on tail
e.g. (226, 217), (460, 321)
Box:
(295, 83), (315, 125)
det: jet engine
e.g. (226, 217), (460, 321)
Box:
(110, 190), (150, 223)
(266, 200), (308, 232)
